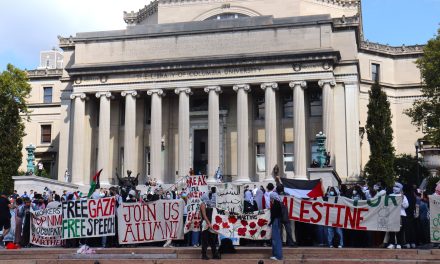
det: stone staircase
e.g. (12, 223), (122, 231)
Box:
(1, 247), (440, 264)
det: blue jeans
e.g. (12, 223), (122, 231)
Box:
(271, 218), (283, 260)
(316, 225), (327, 246)
(327, 227), (343, 247)
(191, 231), (200, 246)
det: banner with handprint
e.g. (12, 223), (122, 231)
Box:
(211, 209), (271, 240)
(429, 195), (440, 242)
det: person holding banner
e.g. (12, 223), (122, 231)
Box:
(269, 192), (283, 261)
(200, 190), (221, 260)
(387, 183), (409, 249)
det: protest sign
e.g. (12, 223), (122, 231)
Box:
(118, 199), (184, 244)
(282, 195), (402, 232)
(184, 175), (209, 233)
(215, 183), (243, 213)
(429, 195), (440, 242)
(31, 207), (63, 247)
(61, 197), (116, 239)
(211, 208), (271, 240)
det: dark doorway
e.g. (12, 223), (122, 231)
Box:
(193, 129), (208, 175)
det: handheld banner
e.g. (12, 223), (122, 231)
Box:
(429, 195), (440, 242)
(184, 175), (209, 233)
(118, 199), (184, 244)
(282, 195), (402, 232)
(31, 207), (63, 247)
(211, 208), (271, 240)
(215, 183), (243, 213)
(61, 197), (116, 239)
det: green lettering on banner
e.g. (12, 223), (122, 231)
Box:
(385, 196), (397, 206)
(367, 197), (381, 207)
(62, 219), (81, 238)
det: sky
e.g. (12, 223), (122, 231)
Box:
(0, 0), (439, 71)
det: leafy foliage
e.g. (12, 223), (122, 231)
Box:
(394, 154), (428, 186)
(0, 64), (31, 194)
(406, 28), (440, 145)
(364, 82), (396, 188)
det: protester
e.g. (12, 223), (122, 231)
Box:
(275, 185), (296, 247)
(18, 197), (36, 247)
(419, 192), (430, 246)
(387, 183), (409, 249)
(0, 192), (12, 243)
(14, 198), (23, 245)
(269, 192), (283, 261)
(265, 183), (275, 209)
(255, 186), (265, 211)
(200, 189), (220, 260)
(325, 187), (343, 248)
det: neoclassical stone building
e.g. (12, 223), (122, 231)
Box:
(21, 0), (424, 188)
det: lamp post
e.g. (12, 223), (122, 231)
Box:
(415, 140), (420, 185)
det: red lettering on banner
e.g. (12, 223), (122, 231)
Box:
(299, 200), (312, 223)
(344, 207), (357, 229)
(355, 208), (369, 230)
(171, 202), (180, 220)
(123, 224), (136, 243)
(48, 214), (62, 226)
(323, 203), (334, 226)
(310, 202), (323, 223)
(88, 197), (114, 218)
(145, 203), (157, 221)
(332, 204), (345, 228)
(123, 205), (132, 222)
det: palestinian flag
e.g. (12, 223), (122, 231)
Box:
(74, 191), (83, 199)
(87, 169), (103, 198)
(280, 178), (324, 198)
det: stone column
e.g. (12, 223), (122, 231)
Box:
(345, 81), (361, 178)
(121, 91), (137, 174)
(290, 81), (307, 179)
(204, 86), (222, 183)
(96, 92), (112, 185)
(175, 88), (192, 178)
(147, 89), (165, 183)
(319, 80), (336, 164)
(233, 84), (251, 183)
(261, 83), (278, 181)
(70, 93), (86, 185)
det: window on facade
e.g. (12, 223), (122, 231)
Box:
(41, 125), (51, 143)
(43, 87), (52, 104)
(145, 147), (150, 177)
(283, 142), (294, 172)
(256, 144), (266, 172)
(283, 94), (293, 118)
(145, 99), (151, 125)
(120, 147), (124, 176)
(205, 13), (249, 21)
(191, 98), (208, 112)
(372, 63), (380, 82)
(255, 97), (265, 120)
(120, 101), (125, 126)
(309, 89), (322, 117)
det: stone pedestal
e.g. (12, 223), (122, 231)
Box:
(308, 167), (341, 192)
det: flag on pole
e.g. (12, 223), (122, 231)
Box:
(87, 169), (103, 198)
(74, 191), (83, 199)
(280, 178), (324, 198)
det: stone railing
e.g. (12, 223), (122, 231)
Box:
(58, 35), (75, 49)
(312, 0), (360, 8)
(124, 0), (158, 25)
(27, 68), (63, 78)
(360, 41), (424, 56)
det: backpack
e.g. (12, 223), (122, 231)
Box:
(281, 202), (289, 224)
(218, 238), (236, 254)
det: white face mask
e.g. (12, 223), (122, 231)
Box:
(353, 190), (357, 195)
(329, 191), (335, 196)
(373, 185), (380, 191)
(166, 194), (171, 199)
(393, 187), (400, 194)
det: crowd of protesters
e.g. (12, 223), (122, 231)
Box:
(0, 177), (437, 261)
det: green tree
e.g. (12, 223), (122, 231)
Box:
(364, 82), (396, 188)
(0, 64), (31, 194)
(405, 28), (440, 145)
(393, 154), (428, 186)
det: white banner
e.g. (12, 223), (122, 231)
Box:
(118, 199), (185, 244)
(282, 195), (402, 232)
(61, 197), (116, 239)
(215, 183), (243, 214)
(31, 207), (63, 247)
(429, 195), (440, 242)
(211, 209), (271, 240)
(184, 175), (209, 233)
